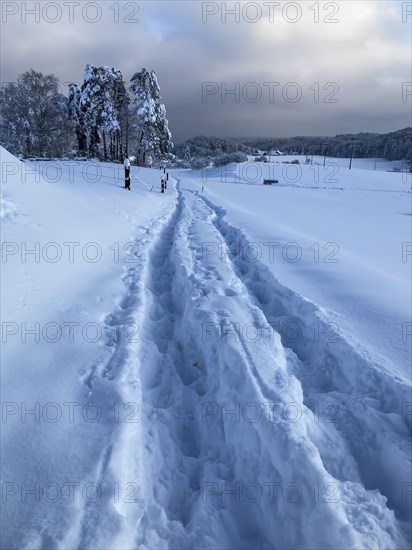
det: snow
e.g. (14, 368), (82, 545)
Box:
(182, 158), (412, 379)
(1, 147), (411, 549)
(0, 190), (22, 222)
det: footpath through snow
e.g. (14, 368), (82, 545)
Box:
(1, 150), (411, 548)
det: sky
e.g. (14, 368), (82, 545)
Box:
(1, 0), (411, 142)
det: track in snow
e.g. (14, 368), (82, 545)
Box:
(192, 189), (412, 521)
(98, 182), (410, 549)
(31, 180), (410, 550)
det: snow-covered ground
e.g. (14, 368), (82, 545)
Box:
(1, 147), (411, 549)
(182, 158), (412, 378)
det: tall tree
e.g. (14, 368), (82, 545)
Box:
(68, 83), (87, 156)
(76, 64), (129, 160)
(129, 68), (173, 165)
(111, 69), (130, 159)
(0, 69), (69, 157)
(78, 65), (103, 158)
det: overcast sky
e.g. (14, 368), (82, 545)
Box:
(1, 0), (411, 142)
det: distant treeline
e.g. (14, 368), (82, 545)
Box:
(174, 135), (253, 159)
(175, 128), (411, 165)
(235, 128), (412, 162)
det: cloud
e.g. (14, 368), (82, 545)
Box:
(1, 0), (410, 141)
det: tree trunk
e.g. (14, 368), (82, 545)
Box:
(103, 133), (107, 160)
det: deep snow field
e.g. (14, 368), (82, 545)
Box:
(1, 146), (411, 549)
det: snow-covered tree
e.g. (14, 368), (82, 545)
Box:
(214, 152), (248, 166)
(184, 145), (192, 162)
(110, 68), (130, 159)
(68, 83), (87, 155)
(76, 65), (129, 160)
(79, 65), (104, 157)
(129, 68), (173, 165)
(0, 69), (70, 157)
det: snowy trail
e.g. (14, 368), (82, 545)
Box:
(73, 180), (410, 549)
(2, 159), (410, 548)
(64, 208), (183, 550)
(189, 189), (412, 520)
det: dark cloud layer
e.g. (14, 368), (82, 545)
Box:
(1, 0), (411, 142)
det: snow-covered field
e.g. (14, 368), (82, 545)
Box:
(1, 147), (411, 549)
